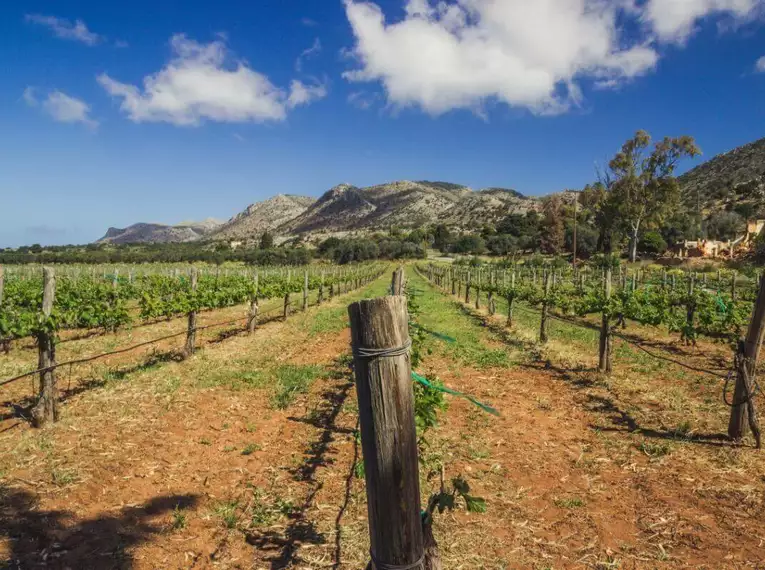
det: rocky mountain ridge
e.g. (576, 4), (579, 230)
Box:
(94, 136), (765, 245)
(98, 219), (224, 244)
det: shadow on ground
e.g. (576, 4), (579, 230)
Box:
(0, 485), (198, 569)
(245, 354), (358, 569)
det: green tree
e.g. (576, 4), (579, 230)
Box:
(433, 224), (452, 252)
(259, 231), (274, 250)
(706, 211), (745, 241)
(638, 230), (668, 255)
(606, 130), (700, 262)
(540, 196), (565, 254)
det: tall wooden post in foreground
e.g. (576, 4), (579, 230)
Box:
(31, 267), (58, 427)
(184, 267), (199, 357)
(348, 296), (425, 570)
(728, 275), (765, 447)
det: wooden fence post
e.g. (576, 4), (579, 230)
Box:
(31, 267), (58, 427)
(184, 267), (198, 357)
(284, 292), (290, 321)
(318, 271), (325, 305)
(303, 271), (309, 311)
(539, 270), (550, 343)
(598, 268), (612, 374)
(684, 273), (696, 346)
(728, 275), (765, 447)
(465, 271), (471, 304)
(506, 270), (516, 328)
(248, 271), (259, 334)
(391, 266), (405, 295)
(0, 265), (7, 354)
(348, 296), (426, 570)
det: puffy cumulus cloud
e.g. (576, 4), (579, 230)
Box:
(25, 14), (102, 45)
(756, 55), (765, 72)
(98, 34), (327, 126)
(343, 0), (659, 115)
(24, 88), (99, 128)
(342, 0), (762, 115)
(643, 0), (761, 44)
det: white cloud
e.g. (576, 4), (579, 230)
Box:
(286, 80), (328, 107)
(342, 0), (763, 116)
(643, 0), (761, 44)
(24, 88), (98, 128)
(98, 34), (327, 126)
(343, 0), (659, 116)
(296, 38), (322, 71)
(756, 55), (765, 72)
(348, 90), (379, 109)
(24, 14), (102, 45)
(114, 40), (129, 49)
(22, 87), (38, 106)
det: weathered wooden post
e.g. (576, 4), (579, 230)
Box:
(303, 271), (309, 311)
(598, 268), (612, 374)
(539, 270), (550, 343)
(728, 275), (765, 447)
(465, 271), (471, 304)
(684, 273), (696, 346)
(31, 267), (58, 427)
(506, 269), (516, 328)
(184, 267), (199, 357)
(318, 271), (325, 305)
(391, 266), (405, 295)
(451, 268), (456, 296)
(348, 296), (426, 570)
(248, 271), (259, 334)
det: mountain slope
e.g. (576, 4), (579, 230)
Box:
(98, 219), (223, 244)
(279, 184), (376, 234)
(438, 187), (534, 227)
(679, 137), (765, 218)
(212, 194), (316, 240)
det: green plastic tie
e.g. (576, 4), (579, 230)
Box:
(412, 371), (499, 417)
(410, 323), (456, 343)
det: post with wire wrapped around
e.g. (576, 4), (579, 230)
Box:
(727, 274), (765, 447)
(348, 295), (427, 570)
(31, 267), (58, 427)
(184, 267), (199, 357)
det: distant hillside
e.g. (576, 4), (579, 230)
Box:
(96, 181), (539, 244)
(94, 135), (765, 247)
(212, 195), (316, 241)
(207, 180), (531, 243)
(98, 219), (223, 244)
(679, 137), (765, 218)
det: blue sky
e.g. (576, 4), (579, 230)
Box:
(1, 0), (764, 247)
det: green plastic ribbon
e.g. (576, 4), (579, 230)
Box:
(412, 371), (500, 417)
(410, 323), (456, 343)
(715, 295), (728, 315)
